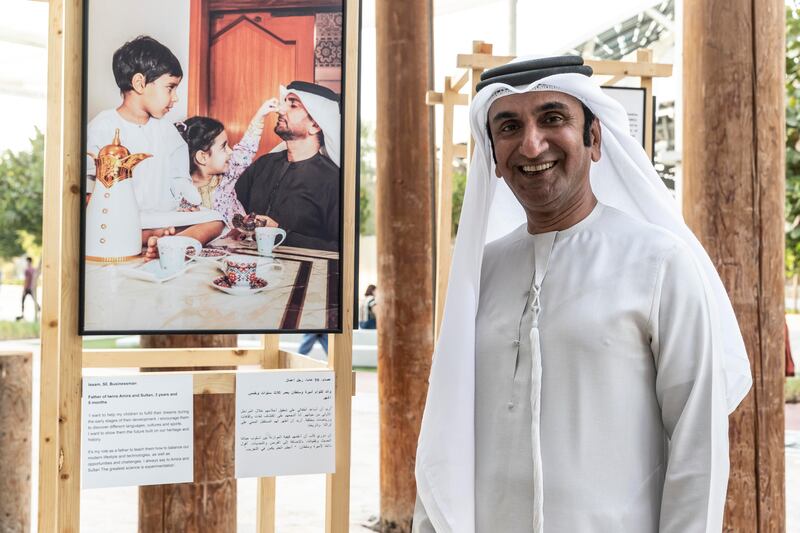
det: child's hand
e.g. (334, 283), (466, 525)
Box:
(223, 228), (245, 241)
(142, 227), (177, 261)
(257, 98), (279, 118)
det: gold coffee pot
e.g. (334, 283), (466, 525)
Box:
(87, 128), (151, 188)
(85, 129), (151, 262)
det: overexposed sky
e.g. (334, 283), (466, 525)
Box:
(0, 0), (666, 152)
(0, 0), (47, 153)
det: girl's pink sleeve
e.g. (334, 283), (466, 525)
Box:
(215, 116), (264, 225)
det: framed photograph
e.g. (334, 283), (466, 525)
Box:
(79, 0), (350, 334)
(600, 86), (648, 150)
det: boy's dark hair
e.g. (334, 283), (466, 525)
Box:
(176, 117), (225, 174)
(112, 36), (183, 93)
(26, 257), (32, 263)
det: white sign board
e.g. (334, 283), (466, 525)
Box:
(81, 374), (194, 489)
(600, 86), (647, 149)
(235, 370), (335, 478)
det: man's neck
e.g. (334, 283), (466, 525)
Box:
(526, 191), (598, 234)
(285, 138), (321, 162)
(116, 98), (150, 125)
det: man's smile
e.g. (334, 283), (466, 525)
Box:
(518, 161), (557, 176)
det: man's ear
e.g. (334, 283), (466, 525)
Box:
(590, 118), (602, 163)
(131, 73), (147, 94)
(308, 120), (321, 136)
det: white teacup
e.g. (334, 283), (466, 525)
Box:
(157, 236), (201, 275)
(255, 226), (287, 257)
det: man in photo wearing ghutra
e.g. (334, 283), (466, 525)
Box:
(235, 81), (341, 252)
(413, 56), (752, 532)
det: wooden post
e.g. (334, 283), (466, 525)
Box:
(138, 335), (237, 533)
(375, 0), (434, 529)
(636, 48), (654, 159)
(256, 335), (279, 533)
(57, 0), (87, 530)
(0, 352), (32, 532)
(433, 76), (455, 338)
(683, 1), (785, 530)
(39, 0), (65, 530)
(325, 1), (359, 528)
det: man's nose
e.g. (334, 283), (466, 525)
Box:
(172, 92), (179, 104)
(518, 126), (547, 159)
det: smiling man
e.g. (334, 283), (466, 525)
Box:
(235, 81), (341, 251)
(413, 56), (752, 533)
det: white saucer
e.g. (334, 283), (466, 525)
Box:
(210, 275), (269, 295)
(119, 259), (194, 283)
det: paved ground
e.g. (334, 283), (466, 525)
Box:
(3, 296), (799, 531)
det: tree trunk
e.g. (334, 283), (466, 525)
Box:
(683, 1), (785, 530)
(375, 0), (434, 530)
(0, 352), (31, 532)
(138, 335), (237, 533)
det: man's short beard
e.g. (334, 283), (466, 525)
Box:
(274, 124), (297, 141)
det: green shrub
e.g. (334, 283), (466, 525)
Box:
(787, 377), (800, 403)
(0, 320), (39, 341)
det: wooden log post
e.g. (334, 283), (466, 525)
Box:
(0, 352), (32, 532)
(138, 335), (237, 533)
(375, 0), (434, 530)
(683, 1), (785, 531)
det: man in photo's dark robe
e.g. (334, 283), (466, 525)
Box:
(235, 81), (341, 252)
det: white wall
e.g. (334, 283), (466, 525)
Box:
(86, 0), (190, 122)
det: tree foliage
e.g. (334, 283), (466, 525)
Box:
(359, 122), (376, 236)
(0, 129), (44, 259)
(787, 4), (800, 276)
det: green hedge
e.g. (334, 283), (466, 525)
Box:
(788, 377), (800, 403)
(0, 320), (39, 341)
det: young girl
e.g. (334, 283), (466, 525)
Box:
(174, 99), (277, 227)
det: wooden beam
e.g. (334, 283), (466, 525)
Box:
(278, 349), (329, 369)
(37, 1), (64, 529)
(325, 0), (359, 529)
(57, 0), (85, 530)
(82, 347), (262, 368)
(683, 0), (785, 530)
(434, 76), (457, 338)
(425, 90), (469, 106)
(457, 52), (514, 70)
(637, 49), (655, 159)
(374, 0), (434, 528)
(585, 58), (672, 78)
(257, 334), (279, 533)
(455, 54), (672, 79)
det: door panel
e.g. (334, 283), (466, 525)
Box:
(208, 11), (315, 158)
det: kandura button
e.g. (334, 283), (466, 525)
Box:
(99, 238), (106, 244)
(507, 402), (514, 410)
(512, 339), (520, 347)
(104, 192), (110, 198)
(102, 208), (108, 214)
(100, 224), (107, 229)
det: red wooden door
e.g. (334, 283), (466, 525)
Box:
(208, 11), (315, 158)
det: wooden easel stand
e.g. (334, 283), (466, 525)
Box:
(38, 0), (360, 531)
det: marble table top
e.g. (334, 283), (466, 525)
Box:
(82, 238), (340, 334)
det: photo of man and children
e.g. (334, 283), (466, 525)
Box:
(80, 0), (345, 334)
